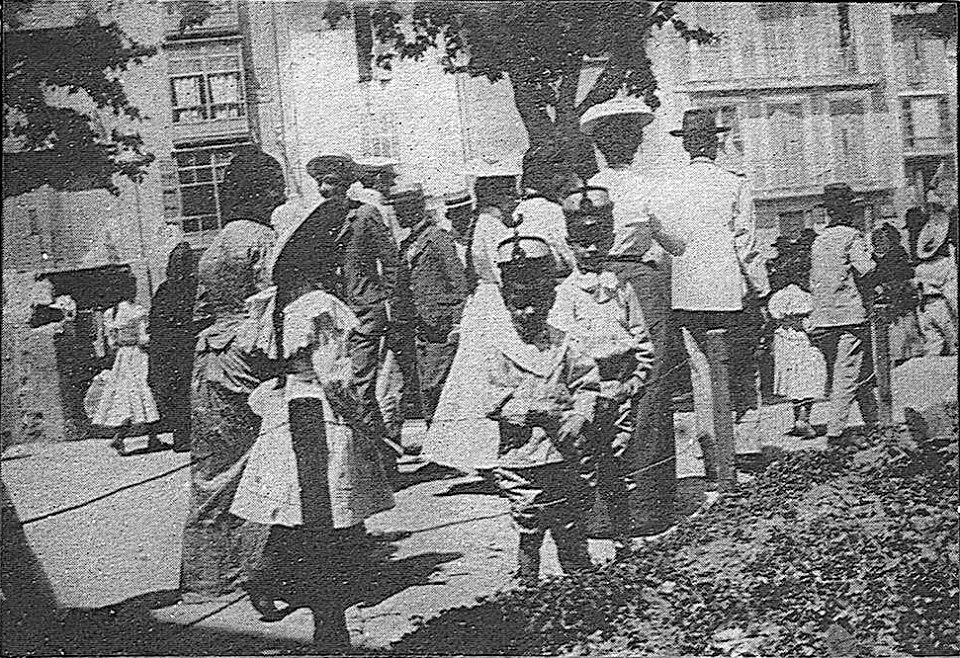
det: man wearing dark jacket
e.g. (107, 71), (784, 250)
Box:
(280, 154), (404, 475)
(392, 185), (468, 424)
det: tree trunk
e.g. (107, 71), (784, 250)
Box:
(507, 66), (598, 181)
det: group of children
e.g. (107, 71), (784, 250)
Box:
(483, 184), (654, 583)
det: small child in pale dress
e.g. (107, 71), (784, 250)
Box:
(89, 275), (161, 455)
(767, 276), (827, 439)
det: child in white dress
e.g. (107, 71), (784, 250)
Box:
(89, 275), (161, 455)
(767, 276), (827, 439)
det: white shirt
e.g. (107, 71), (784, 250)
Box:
(589, 168), (654, 261)
(659, 157), (758, 311)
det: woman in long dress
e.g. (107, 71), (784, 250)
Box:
(89, 274), (161, 455)
(179, 147), (286, 603)
(148, 241), (198, 452)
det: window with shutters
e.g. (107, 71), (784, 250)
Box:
(767, 103), (806, 188)
(161, 144), (248, 233)
(167, 41), (250, 143)
(830, 99), (867, 184)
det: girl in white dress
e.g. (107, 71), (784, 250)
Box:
(767, 272), (827, 439)
(89, 275), (161, 455)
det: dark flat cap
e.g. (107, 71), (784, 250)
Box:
(306, 154), (356, 183)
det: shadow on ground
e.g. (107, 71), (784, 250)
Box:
(3, 540), (462, 656)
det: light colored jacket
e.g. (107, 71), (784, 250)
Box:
(660, 157), (762, 311)
(810, 225), (876, 328)
(486, 326), (600, 469)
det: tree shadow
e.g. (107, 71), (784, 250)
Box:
(392, 462), (462, 492)
(433, 477), (501, 498)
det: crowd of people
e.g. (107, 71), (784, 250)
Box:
(17, 97), (956, 652)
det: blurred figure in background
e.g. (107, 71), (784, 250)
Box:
(149, 242), (199, 452)
(914, 203), (958, 356)
(809, 183), (879, 445)
(392, 185), (468, 425)
(767, 262), (827, 439)
(89, 273), (161, 456)
(870, 223), (923, 364)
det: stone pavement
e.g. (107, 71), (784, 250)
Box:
(3, 356), (955, 654)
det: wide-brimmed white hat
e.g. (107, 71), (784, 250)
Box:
(580, 97), (655, 136)
(917, 215), (950, 260)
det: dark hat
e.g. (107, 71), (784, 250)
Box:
(669, 108), (731, 138)
(495, 235), (554, 282)
(306, 154), (356, 184)
(562, 186), (619, 248)
(443, 189), (473, 210)
(817, 182), (865, 210)
(387, 183), (425, 206)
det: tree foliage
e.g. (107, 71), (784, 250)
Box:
(368, 1), (715, 176)
(3, 1), (156, 199)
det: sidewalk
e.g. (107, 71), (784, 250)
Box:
(3, 356), (955, 653)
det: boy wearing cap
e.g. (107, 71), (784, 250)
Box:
(548, 186), (655, 559)
(809, 182), (880, 444)
(487, 235), (600, 586)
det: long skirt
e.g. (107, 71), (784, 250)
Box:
(242, 397), (371, 607)
(148, 330), (196, 449)
(179, 349), (270, 602)
(420, 283), (513, 471)
(91, 345), (159, 428)
(599, 260), (678, 536)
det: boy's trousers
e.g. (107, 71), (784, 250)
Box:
(492, 463), (591, 583)
(811, 324), (879, 438)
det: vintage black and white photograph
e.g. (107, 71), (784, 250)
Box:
(2, 1), (958, 655)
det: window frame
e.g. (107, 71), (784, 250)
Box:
(167, 42), (247, 126)
(162, 143), (250, 235)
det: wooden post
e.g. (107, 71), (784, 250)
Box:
(706, 329), (736, 490)
(871, 302), (893, 426)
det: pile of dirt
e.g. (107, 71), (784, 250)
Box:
(388, 403), (959, 656)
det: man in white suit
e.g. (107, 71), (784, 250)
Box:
(661, 109), (770, 472)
